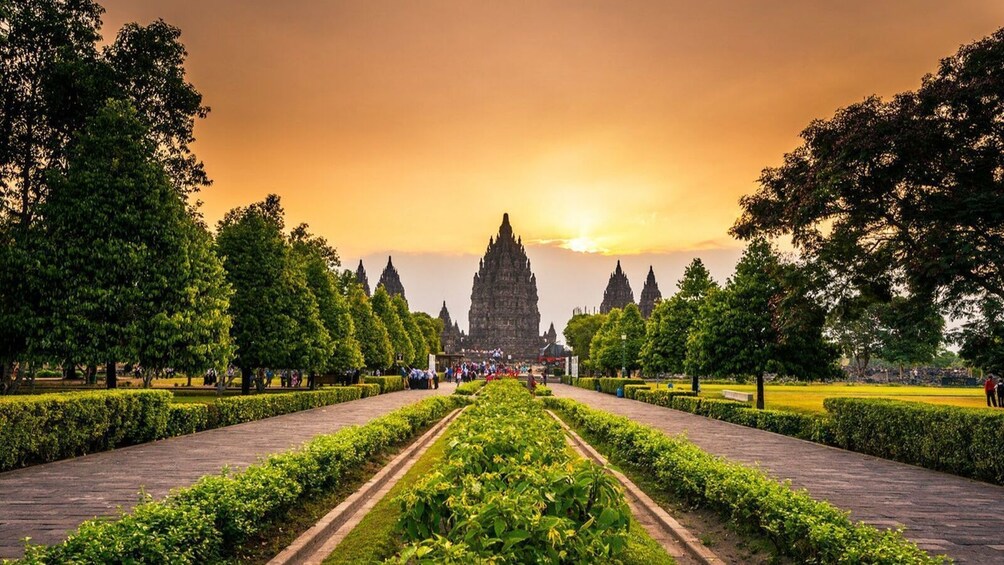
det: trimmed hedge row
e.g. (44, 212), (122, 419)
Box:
(633, 389), (698, 405)
(543, 398), (945, 564)
(825, 398), (1004, 484)
(363, 376), (404, 393)
(575, 377), (600, 391)
(633, 391), (832, 443)
(0, 390), (172, 471)
(167, 404), (211, 436)
(211, 387), (361, 427)
(454, 380), (486, 396)
(534, 385), (553, 396)
(598, 377), (641, 395)
(352, 383), (381, 398)
(21, 395), (465, 564)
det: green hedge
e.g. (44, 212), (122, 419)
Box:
(352, 383), (381, 398)
(210, 387), (361, 427)
(22, 395), (464, 564)
(633, 389), (697, 406)
(167, 404), (211, 436)
(0, 390), (172, 471)
(534, 385), (552, 396)
(598, 377), (641, 395)
(623, 384), (650, 399)
(543, 398), (944, 564)
(455, 380), (486, 396)
(363, 375), (404, 393)
(825, 398), (1004, 484)
(575, 377), (600, 391)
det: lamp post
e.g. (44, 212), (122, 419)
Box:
(621, 333), (627, 378)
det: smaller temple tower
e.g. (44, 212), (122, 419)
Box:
(377, 256), (406, 299)
(438, 301), (463, 353)
(544, 322), (558, 344)
(355, 260), (371, 296)
(639, 266), (662, 318)
(600, 260), (634, 313)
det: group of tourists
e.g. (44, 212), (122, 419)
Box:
(984, 375), (1004, 407)
(402, 366), (438, 390)
(444, 360), (518, 383)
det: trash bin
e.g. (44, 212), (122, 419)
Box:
(616, 386), (624, 398)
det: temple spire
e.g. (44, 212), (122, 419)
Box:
(639, 265), (662, 318)
(355, 259), (371, 296)
(600, 260), (634, 313)
(377, 255), (406, 299)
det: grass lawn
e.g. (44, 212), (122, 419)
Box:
(653, 380), (987, 413)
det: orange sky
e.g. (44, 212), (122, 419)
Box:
(97, 2), (1004, 331)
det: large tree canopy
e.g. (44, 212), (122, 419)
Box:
(640, 258), (717, 377)
(732, 29), (1004, 311)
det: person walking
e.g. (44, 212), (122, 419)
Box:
(985, 375), (998, 407)
(996, 376), (1004, 408)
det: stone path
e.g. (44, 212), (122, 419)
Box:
(551, 383), (1004, 564)
(0, 385), (453, 559)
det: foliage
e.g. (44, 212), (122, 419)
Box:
(575, 377), (600, 391)
(0, 390), (172, 470)
(21, 396), (463, 563)
(352, 383), (382, 398)
(545, 398), (945, 564)
(641, 258), (717, 375)
(534, 385), (552, 396)
(454, 380), (486, 396)
(364, 376), (405, 393)
(632, 389), (697, 405)
(349, 286), (394, 370)
(167, 403), (210, 436)
(371, 287), (414, 368)
(393, 381), (631, 563)
(825, 398), (1004, 485)
(412, 312), (443, 356)
(596, 377), (641, 395)
(394, 295), (428, 367)
(209, 388), (361, 427)
(562, 313), (606, 363)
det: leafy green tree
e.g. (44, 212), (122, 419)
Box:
(686, 240), (836, 408)
(640, 258), (717, 387)
(217, 195), (328, 393)
(394, 295), (427, 366)
(348, 286), (393, 371)
(290, 225), (363, 377)
(825, 301), (885, 379)
(371, 287), (413, 368)
(36, 100), (232, 389)
(616, 304), (646, 375)
(960, 298), (1004, 375)
(732, 30), (1004, 329)
(877, 296), (944, 379)
(589, 309), (622, 376)
(563, 313), (606, 365)
(413, 312), (443, 355)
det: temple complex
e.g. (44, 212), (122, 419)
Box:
(544, 322), (558, 344)
(355, 260), (371, 296)
(467, 213), (543, 359)
(376, 256), (406, 299)
(600, 260), (635, 313)
(639, 266), (662, 318)
(438, 301), (465, 354)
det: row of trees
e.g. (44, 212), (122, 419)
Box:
(0, 1), (440, 394)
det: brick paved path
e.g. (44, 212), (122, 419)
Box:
(551, 383), (1004, 564)
(0, 385), (453, 559)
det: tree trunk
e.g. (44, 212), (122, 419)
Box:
(106, 361), (117, 389)
(691, 374), (700, 393)
(86, 364), (97, 385)
(309, 371), (316, 390)
(756, 373), (765, 410)
(66, 362), (77, 380)
(241, 366), (251, 395)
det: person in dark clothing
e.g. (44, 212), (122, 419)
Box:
(996, 377), (1004, 408)
(986, 376), (998, 407)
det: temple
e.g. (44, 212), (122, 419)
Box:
(600, 260), (634, 313)
(467, 213), (543, 358)
(639, 266), (662, 318)
(376, 256), (406, 299)
(438, 301), (465, 354)
(355, 260), (371, 296)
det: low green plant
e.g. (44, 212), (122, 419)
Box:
(534, 385), (553, 396)
(352, 383), (382, 398)
(454, 380), (486, 396)
(393, 380), (631, 563)
(209, 387), (361, 427)
(167, 404), (211, 436)
(598, 377), (640, 395)
(543, 397), (945, 564)
(364, 376), (405, 393)
(20, 396), (465, 564)
(575, 377), (600, 391)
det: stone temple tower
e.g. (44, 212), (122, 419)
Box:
(639, 266), (662, 318)
(600, 260), (634, 313)
(377, 256), (406, 299)
(355, 260), (371, 296)
(467, 213), (542, 358)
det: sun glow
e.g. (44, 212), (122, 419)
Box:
(564, 236), (605, 254)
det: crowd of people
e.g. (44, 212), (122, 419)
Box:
(983, 375), (1004, 407)
(443, 360), (518, 383)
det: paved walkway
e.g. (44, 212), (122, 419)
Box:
(0, 385), (453, 559)
(551, 383), (1004, 564)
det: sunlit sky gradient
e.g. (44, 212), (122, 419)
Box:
(102, 1), (1003, 334)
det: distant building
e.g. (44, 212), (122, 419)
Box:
(600, 260), (634, 313)
(438, 301), (465, 354)
(355, 260), (371, 296)
(467, 213), (542, 359)
(544, 322), (558, 344)
(377, 256), (406, 299)
(639, 266), (662, 318)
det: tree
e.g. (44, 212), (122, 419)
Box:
(876, 296), (944, 379)
(36, 100), (232, 389)
(348, 285), (393, 370)
(563, 313), (606, 365)
(217, 195), (328, 393)
(640, 258), (717, 388)
(732, 29), (1004, 321)
(960, 298), (1004, 375)
(394, 294), (427, 367)
(589, 309), (622, 376)
(616, 304), (646, 375)
(686, 240), (837, 408)
(371, 287), (413, 368)
(825, 301), (885, 379)
(290, 225), (363, 377)
(413, 312), (443, 356)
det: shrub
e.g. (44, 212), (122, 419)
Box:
(623, 384), (651, 399)
(363, 376), (404, 393)
(544, 398), (944, 564)
(22, 396), (464, 562)
(209, 387), (361, 428)
(575, 377), (600, 391)
(352, 383), (382, 398)
(534, 385), (552, 396)
(672, 395), (702, 413)
(0, 390), (172, 471)
(598, 377), (640, 395)
(696, 398), (749, 420)
(167, 404), (211, 436)
(825, 398), (1004, 484)
(454, 380), (486, 396)
(634, 389), (697, 407)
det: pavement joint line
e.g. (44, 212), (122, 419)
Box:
(268, 406), (465, 565)
(547, 410), (725, 565)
